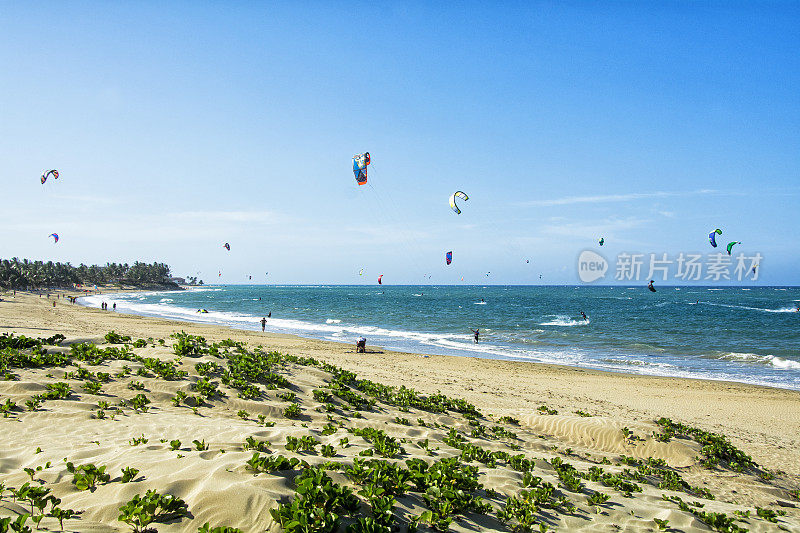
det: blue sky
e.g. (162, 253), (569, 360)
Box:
(1, 2), (798, 284)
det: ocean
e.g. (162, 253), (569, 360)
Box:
(79, 285), (800, 390)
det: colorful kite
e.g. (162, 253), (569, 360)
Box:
(709, 229), (722, 248)
(449, 191), (469, 214)
(353, 153), (370, 185)
(41, 170), (59, 185)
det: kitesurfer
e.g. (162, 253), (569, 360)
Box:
(471, 329), (480, 343)
(580, 311), (588, 321)
(647, 280), (656, 292)
(260, 317), (267, 332)
(268, 311), (272, 318)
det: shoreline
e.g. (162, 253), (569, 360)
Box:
(76, 287), (800, 393)
(3, 287), (800, 476)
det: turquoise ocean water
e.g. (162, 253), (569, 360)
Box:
(79, 285), (800, 390)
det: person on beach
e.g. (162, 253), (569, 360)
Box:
(52, 301), (56, 308)
(260, 317), (267, 332)
(356, 337), (367, 353)
(113, 303), (116, 311)
(268, 311), (271, 318)
(580, 311), (588, 321)
(471, 329), (480, 343)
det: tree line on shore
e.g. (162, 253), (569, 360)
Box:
(0, 258), (177, 289)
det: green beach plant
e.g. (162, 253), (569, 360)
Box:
(49, 507), (76, 532)
(283, 403), (301, 418)
(117, 490), (189, 532)
(121, 467), (140, 483)
(82, 381), (102, 394)
(130, 435), (148, 446)
(65, 462), (110, 492)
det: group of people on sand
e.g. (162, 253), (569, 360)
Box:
(100, 302), (115, 311)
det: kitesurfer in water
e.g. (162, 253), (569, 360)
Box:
(647, 280), (656, 292)
(580, 311), (588, 321)
(260, 317), (267, 332)
(268, 311), (271, 318)
(471, 329), (480, 343)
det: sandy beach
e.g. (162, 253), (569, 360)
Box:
(1, 289), (798, 532)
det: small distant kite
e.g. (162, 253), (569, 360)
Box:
(223, 243), (230, 251)
(353, 152), (370, 185)
(598, 237), (604, 246)
(49, 233), (59, 244)
(526, 259), (530, 263)
(378, 274), (383, 285)
(449, 191), (469, 214)
(460, 276), (464, 281)
(359, 268), (365, 276)
(41, 170), (59, 185)
(486, 272), (491, 277)
(445, 251), (453, 265)
(709, 229), (722, 248)
(726, 241), (741, 255)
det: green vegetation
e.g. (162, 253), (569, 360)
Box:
(117, 490), (189, 532)
(283, 403), (302, 418)
(270, 466), (359, 532)
(656, 418), (758, 473)
(286, 435), (320, 453)
(104, 331), (132, 344)
(0, 258), (176, 289)
(65, 462), (110, 491)
(121, 467), (140, 483)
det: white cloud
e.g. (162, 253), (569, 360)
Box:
(518, 189), (720, 207)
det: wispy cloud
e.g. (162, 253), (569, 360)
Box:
(169, 210), (283, 224)
(518, 189), (719, 207)
(541, 216), (650, 239)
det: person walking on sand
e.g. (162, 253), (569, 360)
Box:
(260, 317), (267, 332)
(471, 329), (480, 343)
(113, 303), (116, 311)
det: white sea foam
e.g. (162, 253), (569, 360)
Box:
(326, 319), (341, 324)
(540, 315), (589, 327)
(717, 352), (800, 370)
(702, 302), (798, 313)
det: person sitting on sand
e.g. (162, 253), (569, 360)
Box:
(356, 337), (367, 353)
(471, 329), (479, 343)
